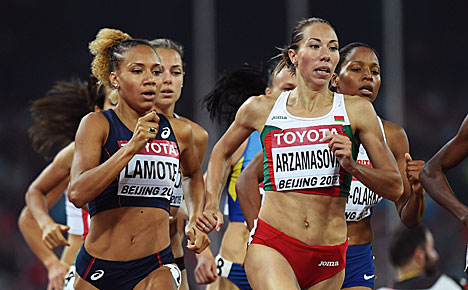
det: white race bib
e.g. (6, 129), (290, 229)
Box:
(118, 140), (179, 199)
(214, 254), (233, 278)
(268, 125), (342, 191)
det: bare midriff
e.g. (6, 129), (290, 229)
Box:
(346, 218), (373, 245)
(85, 207), (170, 261)
(258, 190), (347, 246)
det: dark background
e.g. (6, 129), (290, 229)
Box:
(1, 1), (468, 289)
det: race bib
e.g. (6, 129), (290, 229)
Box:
(346, 146), (383, 221)
(268, 125), (343, 191)
(346, 181), (382, 221)
(215, 254), (233, 278)
(117, 140), (179, 199)
(170, 170), (183, 207)
(64, 265), (76, 290)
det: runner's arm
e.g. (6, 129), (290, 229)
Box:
(237, 151), (264, 230)
(420, 115), (468, 226)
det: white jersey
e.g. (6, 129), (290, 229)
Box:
(345, 117), (385, 221)
(262, 91), (356, 197)
(65, 192), (90, 237)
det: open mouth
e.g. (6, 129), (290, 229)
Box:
(358, 85), (373, 96)
(314, 66), (331, 76)
(160, 89), (174, 97)
(141, 90), (156, 98)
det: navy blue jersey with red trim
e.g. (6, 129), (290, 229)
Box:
(88, 109), (180, 216)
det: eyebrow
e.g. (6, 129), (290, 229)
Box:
(128, 62), (144, 66)
(349, 60), (380, 66)
(128, 62), (161, 67)
(307, 38), (338, 44)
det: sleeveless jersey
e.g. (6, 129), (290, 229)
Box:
(88, 109), (180, 216)
(170, 113), (183, 208)
(65, 191), (90, 239)
(345, 118), (386, 221)
(225, 131), (262, 222)
(261, 92), (357, 197)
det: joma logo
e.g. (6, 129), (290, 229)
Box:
(318, 261), (339, 267)
(272, 116), (287, 120)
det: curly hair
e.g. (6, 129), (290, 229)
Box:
(279, 17), (335, 75)
(203, 64), (268, 126)
(29, 78), (93, 160)
(89, 28), (155, 87)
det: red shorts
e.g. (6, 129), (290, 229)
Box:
(250, 218), (347, 289)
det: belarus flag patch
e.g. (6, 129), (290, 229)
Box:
(334, 116), (345, 122)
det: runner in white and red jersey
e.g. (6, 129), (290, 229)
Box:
(236, 42), (426, 290)
(200, 18), (404, 290)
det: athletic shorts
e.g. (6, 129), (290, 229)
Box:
(342, 243), (375, 289)
(215, 254), (252, 290)
(249, 218), (347, 289)
(76, 244), (178, 290)
(175, 256), (185, 271)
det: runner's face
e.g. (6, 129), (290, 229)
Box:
(333, 46), (381, 102)
(291, 23), (339, 90)
(268, 68), (297, 95)
(155, 48), (184, 110)
(112, 45), (162, 114)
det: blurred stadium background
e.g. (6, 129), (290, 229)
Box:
(2, 0), (468, 288)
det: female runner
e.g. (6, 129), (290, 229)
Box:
(149, 38), (210, 290)
(200, 18), (403, 290)
(69, 28), (209, 290)
(236, 42), (425, 290)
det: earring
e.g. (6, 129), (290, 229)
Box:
(113, 83), (119, 89)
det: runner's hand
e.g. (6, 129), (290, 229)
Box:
(196, 208), (223, 234)
(42, 222), (70, 249)
(46, 261), (68, 290)
(127, 110), (160, 154)
(321, 133), (354, 172)
(195, 250), (218, 284)
(405, 153), (425, 195)
(186, 222), (211, 254)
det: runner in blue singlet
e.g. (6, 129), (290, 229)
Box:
(70, 28), (209, 290)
